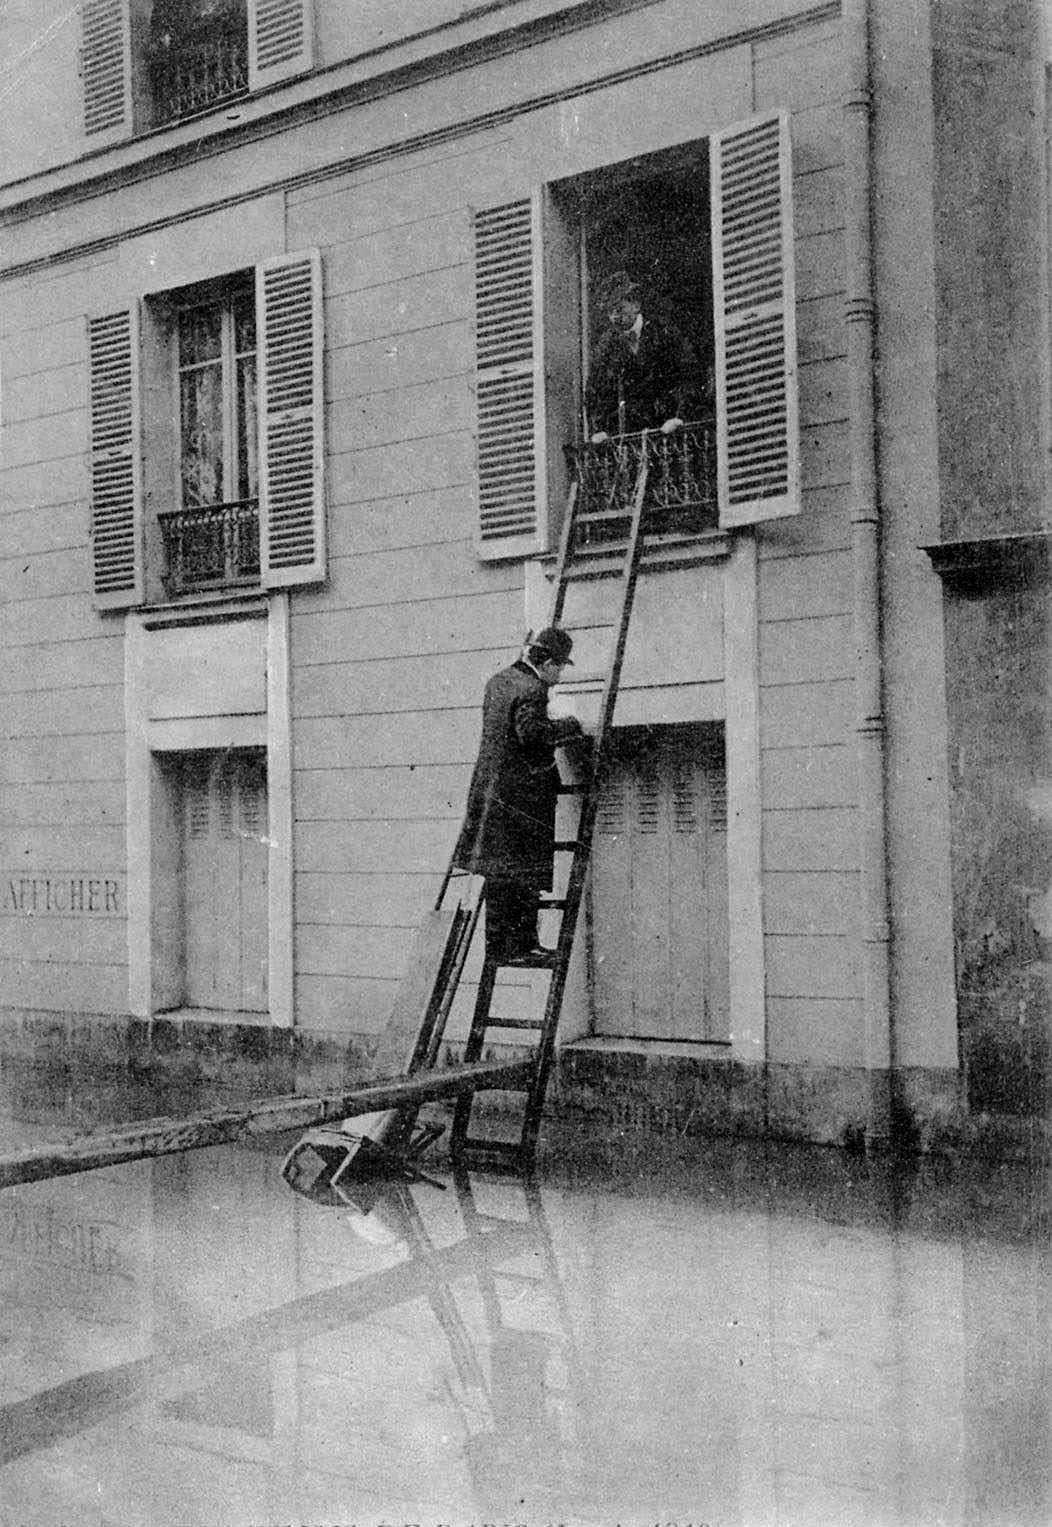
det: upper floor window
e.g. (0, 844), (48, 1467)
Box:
(80, 0), (313, 144)
(165, 282), (260, 594)
(148, 0), (249, 127)
(87, 251), (326, 610)
(470, 112), (801, 561)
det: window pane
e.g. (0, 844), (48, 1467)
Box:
(179, 305), (222, 367)
(233, 291), (256, 355)
(181, 363), (224, 506)
(236, 354), (258, 501)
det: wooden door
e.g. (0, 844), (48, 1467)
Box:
(182, 749), (268, 1013)
(588, 724), (728, 1041)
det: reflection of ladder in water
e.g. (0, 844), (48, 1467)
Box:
(449, 1168), (587, 1511)
(284, 444), (650, 1184)
(441, 444), (652, 1168)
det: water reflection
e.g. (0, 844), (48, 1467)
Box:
(0, 1136), (1048, 1525)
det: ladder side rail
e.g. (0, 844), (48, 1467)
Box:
(423, 888), (485, 1069)
(548, 477), (580, 628)
(521, 443), (652, 1155)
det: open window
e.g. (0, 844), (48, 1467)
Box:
(470, 112), (800, 559)
(88, 248), (325, 608)
(80, 0), (313, 142)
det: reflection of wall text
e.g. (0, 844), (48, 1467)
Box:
(0, 1201), (127, 1279)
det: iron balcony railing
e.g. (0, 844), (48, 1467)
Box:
(160, 499), (260, 597)
(569, 418), (718, 544)
(148, 23), (249, 125)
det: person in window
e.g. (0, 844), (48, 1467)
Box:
(585, 270), (702, 441)
(452, 628), (585, 965)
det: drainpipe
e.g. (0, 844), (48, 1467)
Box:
(842, 0), (893, 1145)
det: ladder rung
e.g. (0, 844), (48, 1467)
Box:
(576, 508), (632, 524)
(555, 783), (585, 795)
(485, 1016), (543, 1031)
(496, 949), (558, 969)
(553, 840), (579, 852)
(538, 895), (567, 908)
(460, 1136), (524, 1158)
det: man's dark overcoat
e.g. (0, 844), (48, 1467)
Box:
(453, 660), (581, 889)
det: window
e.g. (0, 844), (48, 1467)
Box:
(88, 249), (326, 609)
(147, 0), (250, 127)
(80, 0), (313, 143)
(162, 281), (260, 595)
(574, 153), (717, 544)
(470, 111), (800, 559)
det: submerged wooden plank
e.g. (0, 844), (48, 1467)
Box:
(0, 1058), (533, 1189)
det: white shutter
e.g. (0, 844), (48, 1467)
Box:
(89, 308), (143, 609)
(473, 195), (545, 559)
(248, 0), (313, 90)
(80, 0), (132, 143)
(711, 111), (800, 527)
(257, 249), (326, 588)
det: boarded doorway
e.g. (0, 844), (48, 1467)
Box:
(588, 723), (728, 1041)
(179, 749), (268, 1013)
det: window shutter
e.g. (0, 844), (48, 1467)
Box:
(248, 0), (313, 90)
(89, 308), (143, 609)
(80, 0), (132, 144)
(472, 195), (545, 560)
(257, 249), (326, 588)
(710, 111), (800, 527)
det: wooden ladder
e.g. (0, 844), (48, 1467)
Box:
(440, 443), (652, 1168)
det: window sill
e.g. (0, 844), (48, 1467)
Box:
(138, 587), (268, 629)
(536, 528), (732, 581)
(564, 1036), (732, 1059)
(155, 1006), (271, 1028)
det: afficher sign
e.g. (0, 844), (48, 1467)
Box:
(4, 877), (123, 916)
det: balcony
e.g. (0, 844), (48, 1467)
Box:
(569, 420), (718, 547)
(147, 6), (249, 127)
(160, 499), (260, 598)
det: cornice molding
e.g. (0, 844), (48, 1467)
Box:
(0, 0), (841, 283)
(922, 530), (1052, 590)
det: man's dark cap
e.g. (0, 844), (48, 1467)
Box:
(530, 626), (574, 665)
(597, 270), (640, 311)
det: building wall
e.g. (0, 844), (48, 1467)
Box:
(929, 0), (1052, 1105)
(0, 0), (974, 1122)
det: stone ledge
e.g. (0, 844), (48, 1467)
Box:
(0, 1009), (1046, 1161)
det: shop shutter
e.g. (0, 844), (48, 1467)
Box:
(256, 249), (326, 588)
(89, 308), (144, 609)
(248, 0), (314, 90)
(80, 0), (132, 143)
(472, 195), (546, 559)
(710, 111), (800, 527)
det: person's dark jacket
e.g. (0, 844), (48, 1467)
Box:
(585, 313), (699, 435)
(453, 661), (582, 888)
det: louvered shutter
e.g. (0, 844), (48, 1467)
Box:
(257, 249), (326, 588)
(80, 0), (132, 143)
(711, 111), (800, 527)
(248, 0), (313, 90)
(472, 195), (546, 559)
(89, 308), (143, 609)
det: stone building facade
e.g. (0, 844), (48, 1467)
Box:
(1, 0), (1048, 1149)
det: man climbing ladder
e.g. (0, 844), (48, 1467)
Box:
(451, 627), (587, 965)
(282, 440), (652, 1183)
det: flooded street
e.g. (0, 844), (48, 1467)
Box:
(0, 1090), (1048, 1527)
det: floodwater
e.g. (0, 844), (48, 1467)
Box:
(0, 1091), (1048, 1527)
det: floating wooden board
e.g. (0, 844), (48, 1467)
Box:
(0, 1058), (534, 1190)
